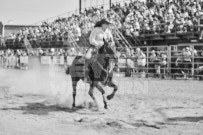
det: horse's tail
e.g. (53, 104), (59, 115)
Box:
(68, 56), (83, 76)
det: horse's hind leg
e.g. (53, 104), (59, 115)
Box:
(107, 80), (118, 100)
(71, 77), (79, 109)
(88, 85), (95, 99)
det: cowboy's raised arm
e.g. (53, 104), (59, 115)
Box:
(89, 28), (103, 49)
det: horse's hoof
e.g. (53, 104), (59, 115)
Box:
(72, 106), (77, 110)
(107, 95), (113, 100)
(104, 105), (110, 110)
(72, 104), (76, 110)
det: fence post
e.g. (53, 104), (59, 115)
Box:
(191, 45), (195, 77)
(146, 46), (149, 76)
(167, 45), (171, 76)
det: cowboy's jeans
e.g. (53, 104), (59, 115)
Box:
(83, 47), (98, 82)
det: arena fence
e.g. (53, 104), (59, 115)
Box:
(115, 44), (203, 79)
(0, 45), (203, 79)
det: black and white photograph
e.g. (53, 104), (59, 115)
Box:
(0, 0), (203, 134)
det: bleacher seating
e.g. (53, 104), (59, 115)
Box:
(1, 0), (203, 49)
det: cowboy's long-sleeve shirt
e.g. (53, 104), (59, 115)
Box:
(89, 27), (114, 49)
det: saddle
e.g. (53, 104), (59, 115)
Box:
(79, 49), (98, 66)
(78, 49), (98, 82)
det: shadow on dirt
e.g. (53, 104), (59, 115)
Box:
(1, 103), (84, 115)
(167, 116), (203, 122)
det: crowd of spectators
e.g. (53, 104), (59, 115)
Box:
(0, 47), (85, 69)
(0, 49), (28, 69)
(112, 0), (203, 37)
(2, 0), (203, 48)
(3, 6), (120, 48)
(119, 45), (203, 78)
(0, 46), (203, 79)
(1, 0), (203, 78)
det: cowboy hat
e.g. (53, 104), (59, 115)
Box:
(94, 19), (112, 27)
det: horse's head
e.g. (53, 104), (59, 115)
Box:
(98, 38), (117, 59)
(98, 38), (118, 72)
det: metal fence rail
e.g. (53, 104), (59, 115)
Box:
(0, 44), (203, 79)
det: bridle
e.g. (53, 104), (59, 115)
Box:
(96, 55), (116, 85)
(95, 60), (111, 85)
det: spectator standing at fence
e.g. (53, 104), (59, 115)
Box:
(133, 48), (141, 71)
(153, 50), (163, 76)
(183, 47), (192, 62)
(39, 49), (45, 56)
(16, 50), (21, 68)
(50, 48), (55, 56)
(19, 50), (28, 70)
(196, 50), (203, 79)
(149, 50), (157, 73)
(125, 48), (135, 77)
(0, 36), (5, 47)
(9, 51), (16, 68)
(181, 47), (192, 75)
(137, 50), (146, 77)
(134, 48), (141, 59)
(149, 50), (156, 62)
(198, 49), (203, 69)
(0, 50), (3, 66)
(175, 54), (183, 67)
(160, 53), (167, 78)
(3, 49), (11, 68)
(161, 53), (167, 66)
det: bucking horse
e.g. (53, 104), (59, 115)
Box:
(68, 39), (118, 110)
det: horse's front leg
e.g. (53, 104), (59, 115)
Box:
(88, 86), (101, 109)
(106, 80), (118, 100)
(95, 82), (109, 109)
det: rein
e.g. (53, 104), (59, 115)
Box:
(93, 42), (116, 85)
(96, 59), (115, 85)
(96, 60), (109, 85)
(96, 60), (108, 73)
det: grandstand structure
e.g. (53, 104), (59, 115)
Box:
(0, 0), (203, 79)
(0, 0), (203, 50)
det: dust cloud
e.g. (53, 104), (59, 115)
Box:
(0, 56), (104, 109)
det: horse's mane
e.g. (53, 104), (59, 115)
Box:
(98, 45), (105, 54)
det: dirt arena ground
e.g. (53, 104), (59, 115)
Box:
(0, 61), (203, 135)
